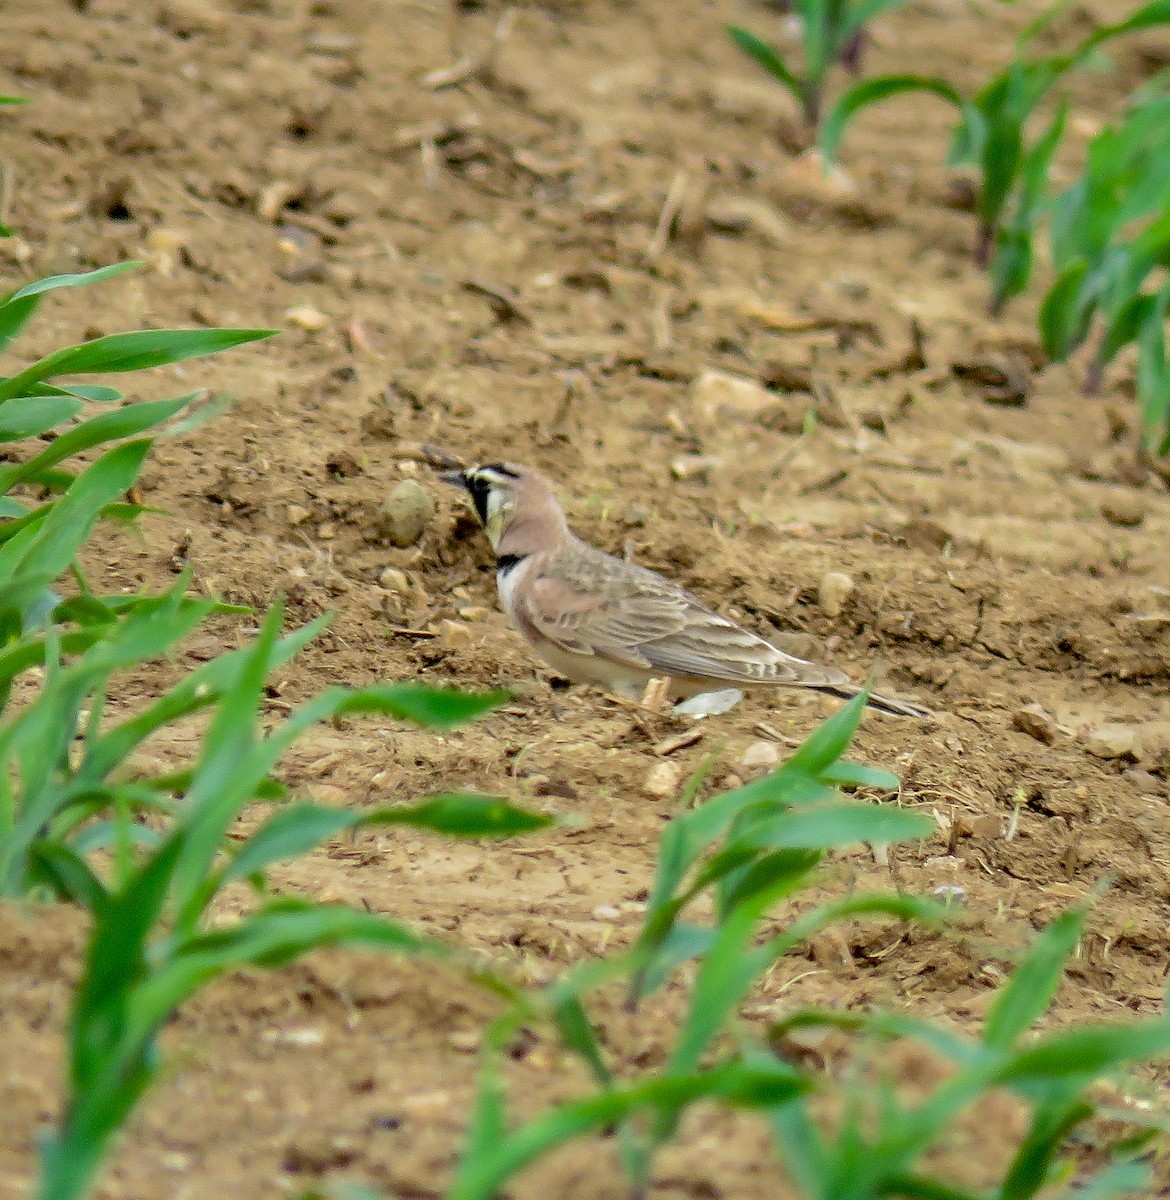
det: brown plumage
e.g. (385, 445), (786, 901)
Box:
(443, 461), (930, 718)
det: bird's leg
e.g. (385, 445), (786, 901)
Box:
(640, 676), (672, 713)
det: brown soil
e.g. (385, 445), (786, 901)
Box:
(2, 0), (1170, 1196)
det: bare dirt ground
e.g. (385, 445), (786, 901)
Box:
(2, 0), (1170, 1196)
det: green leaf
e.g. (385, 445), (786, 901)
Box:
(1083, 0), (1170, 56)
(785, 688), (868, 775)
(222, 804), (354, 884)
(998, 1018), (1170, 1087)
(841, 0), (914, 40)
(551, 994), (613, 1088)
(1039, 261), (1092, 361)
(79, 615), (327, 781)
(169, 602), (283, 925)
(991, 99), (1068, 311)
(1050, 1157), (1150, 1200)
(727, 25), (805, 106)
(1096, 291), (1159, 371)
(715, 847), (821, 918)
(40, 840), (186, 1200)
(1138, 285), (1170, 453)
(0, 440), (151, 582)
(2, 262), (139, 307)
(222, 794), (550, 890)
(0, 328), (276, 403)
(48, 383), (124, 403)
(0, 395), (83, 441)
(999, 1099), (1094, 1200)
(821, 760), (900, 789)
(0, 264), (139, 357)
(368, 793), (553, 837)
(0, 296), (39, 356)
(329, 683), (510, 729)
(448, 1061), (810, 1200)
(0, 393), (192, 493)
(668, 895), (776, 1076)
(983, 908), (1086, 1051)
(27, 841), (108, 910)
(821, 75), (969, 163)
(723, 802), (934, 853)
(126, 902), (434, 1039)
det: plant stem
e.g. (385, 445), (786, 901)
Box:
(975, 222), (994, 269)
(1083, 357), (1104, 395)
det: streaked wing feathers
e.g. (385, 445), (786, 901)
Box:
(524, 542), (852, 689)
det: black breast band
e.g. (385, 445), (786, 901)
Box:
(496, 553), (526, 575)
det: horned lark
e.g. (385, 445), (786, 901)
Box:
(443, 461), (929, 718)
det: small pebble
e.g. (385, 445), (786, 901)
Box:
(285, 304), (330, 332)
(378, 567), (410, 593)
(642, 761), (681, 799)
(435, 619), (471, 648)
(1100, 496), (1145, 528)
(784, 149), (857, 200)
(690, 368), (775, 418)
(817, 571), (854, 618)
(592, 905), (621, 920)
(286, 503), (311, 526)
(144, 226), (187, 272)
(705, 196), (790, 248)
(670, 453), (720, 481)
(457, 605), (494, 621)
(1122, 768), (1163, 794)
(740, 741), (781, 771)
(378, 479), (434, 547)
(1011, 703), (1058, 745)
(1083, 724), (1141, 760)
(969, 814), (1001, 839)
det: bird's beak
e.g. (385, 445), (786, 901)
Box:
(439, 468), (469, 489)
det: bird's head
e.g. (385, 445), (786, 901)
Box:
(442, 461), (566, 553)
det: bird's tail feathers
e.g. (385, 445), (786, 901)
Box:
(821, 683), (932, 720)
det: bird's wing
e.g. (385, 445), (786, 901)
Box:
(522, 545), (850, 689)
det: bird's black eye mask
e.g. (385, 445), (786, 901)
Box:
(440, 464), (518, 526)
(465, 472), (492, 525)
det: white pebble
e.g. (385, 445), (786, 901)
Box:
(740, 740), (781, 771)
(642, 761), (681, 799)
(818, 571), (854, 618)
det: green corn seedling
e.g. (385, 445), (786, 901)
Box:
(1039, 88), (1170, 399)
(1136, 281), (1170, 456)
(0, 261), (273, 706)
(820, 0), (1170, 310)
(765, 904), (1170, 1199)
(371, 695), (1167, 1200)
(35, 600), (548, 1200)
(727, 0), (916, 131)
(445, 693), (942, 1200)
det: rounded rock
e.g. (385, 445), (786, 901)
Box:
(1100, 496), (1145, 528)
(740, 740), (781, 771)
(378, 480), (434, 548)
(642, 761), (681, 799)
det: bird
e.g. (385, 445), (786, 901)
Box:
(442, 461), (930, 718)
